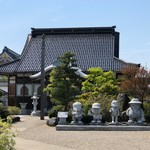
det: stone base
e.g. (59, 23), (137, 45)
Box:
(108, 122), (121, 125)
(31, 111), (38, 116)
(56, 125), (150, 131)
(20, 109), (27, 115)
(58, 118), (68, 125)
(127, 122), (146, 126)
(70, 121), (84, 125)
(90, 122), (103, 125)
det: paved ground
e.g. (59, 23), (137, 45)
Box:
(12, 115), (150, 150)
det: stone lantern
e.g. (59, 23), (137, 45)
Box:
(70, 102), (83, 125)
(31, 92), (39, 116)
(126, 98), (145, 124)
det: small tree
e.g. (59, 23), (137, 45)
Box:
(120, 66), (150, 102)
(81, 67), (119, 96)
(77, 67), (119, 118)
(45, 52), (82, 111)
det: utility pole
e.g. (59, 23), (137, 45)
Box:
(40, 34), (45, 120)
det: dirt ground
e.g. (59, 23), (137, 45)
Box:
(12, 116), (150, 150)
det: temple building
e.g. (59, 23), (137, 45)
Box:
(0, 46), (20, 65)
(0, 26), (138, 110)
(0, 46), (20, 105)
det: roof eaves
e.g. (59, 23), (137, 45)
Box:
(113, 56), (140, 66)
(0, 59), (20, 67)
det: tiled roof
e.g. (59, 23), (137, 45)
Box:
(1, 46), (20, 60)
(0, 26), (135, 74)
(0, 47), (20, 65)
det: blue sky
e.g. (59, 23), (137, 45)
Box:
(0, 0), (150, 69)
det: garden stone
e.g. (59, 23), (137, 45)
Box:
(47, 117), (57, 126)
(11, 115), (20, 123)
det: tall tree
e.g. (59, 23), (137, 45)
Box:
(45, 52), (82, 111)
(120, 66), (150, 102)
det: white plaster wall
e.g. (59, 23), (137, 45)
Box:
(16, 84), (23, 96)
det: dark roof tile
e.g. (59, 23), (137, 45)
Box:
(0, 27), (135, 74)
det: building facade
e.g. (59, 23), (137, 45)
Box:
(0, 46), (20, 106)
(0, 26), (138, 110)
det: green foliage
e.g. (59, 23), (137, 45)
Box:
(45, 52), (82, 111)
(8, 106), (21, 115)
(0, 104), (9, 119)
(0, 76), (8, 82)
(143, 101), (150, 122)
(0, 118), (16, 150)
(0, 104), (20, 119)
(82, 67), (119, 95)
(48, 105), (65, 118)
(77, 67), (119, 122)
(78, 94), (113, 122)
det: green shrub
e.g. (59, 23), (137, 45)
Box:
(0, 104), (9, 119)
(0, 104), (21, 119)
(0, 118), (16, 150)
(48, 105), (65, 118)
(143, 101), (150, 122)
(78, 94), (114, 123)
(8, 106), (21, 115)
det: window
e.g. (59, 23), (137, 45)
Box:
(17, 84), (32, 96)
(20, 85), (29, 96)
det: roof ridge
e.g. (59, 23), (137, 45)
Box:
(31, 26), (116, 37)
(2, 46), (20, 57)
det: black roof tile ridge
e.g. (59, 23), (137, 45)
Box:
(31, 26), (116, 37)
(2, 46), (20, 58)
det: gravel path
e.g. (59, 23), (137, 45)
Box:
(12, 115), (150, 150)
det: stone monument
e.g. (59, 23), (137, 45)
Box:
(31, 92), (39, 116)
(57, 111), (68, 125)
(70, 102), (83, 125)
(126, 98), (145, 125)
(109, 100), (119, 125)
(88, 103), (102, 125)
